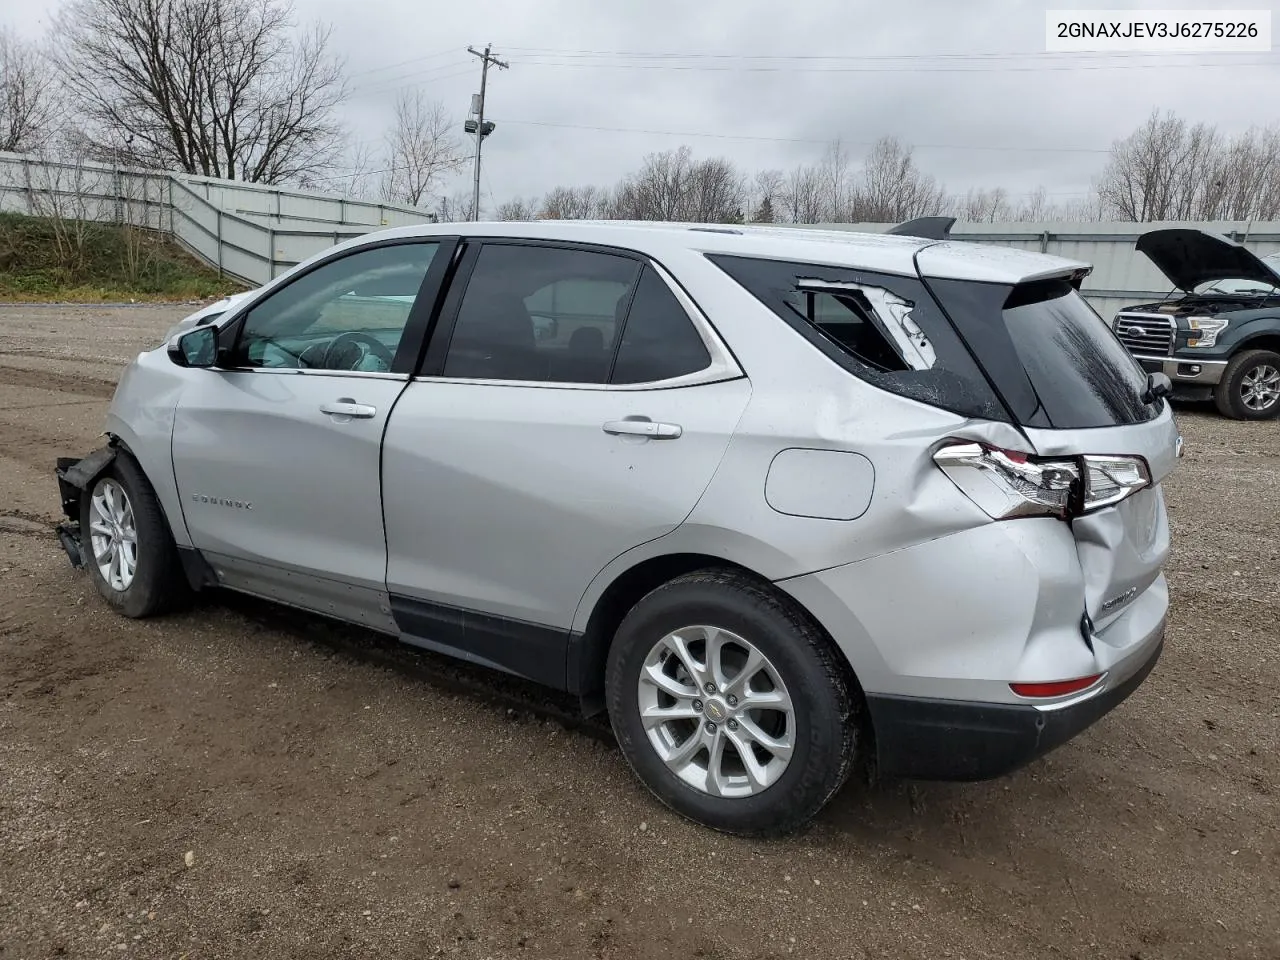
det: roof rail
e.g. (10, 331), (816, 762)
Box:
(886, 217), (956, 241)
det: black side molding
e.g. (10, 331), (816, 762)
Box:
(390, 594), (574, 692)
(886, 216), (956, 241)
(867, 638), (1163, 781)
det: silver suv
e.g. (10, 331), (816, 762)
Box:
(54, 222), (1178, 835)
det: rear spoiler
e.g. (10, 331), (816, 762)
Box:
(886, 217), (956, 241)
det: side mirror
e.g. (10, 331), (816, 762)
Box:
(168, 325), (218, 368)
(1142, 371), (1173, 404)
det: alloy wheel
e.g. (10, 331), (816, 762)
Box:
(89, 479), (138, 592)
(637, 625), (795, 798)
(1241, 363), (1280, 412)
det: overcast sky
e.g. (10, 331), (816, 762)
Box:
(11, 0), (1280, 208)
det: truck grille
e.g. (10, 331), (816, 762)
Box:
(1112, 313), (1175, 357)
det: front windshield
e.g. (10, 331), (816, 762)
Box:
(1198, 253), (1280, 295)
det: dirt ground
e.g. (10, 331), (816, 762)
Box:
(0, 303), (1277, 960)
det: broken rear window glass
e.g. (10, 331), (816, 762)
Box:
(708, 254), (1007, 423)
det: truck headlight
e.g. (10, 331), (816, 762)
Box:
(1187, 316), (1228, 348)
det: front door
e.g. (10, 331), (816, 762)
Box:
(171, 239), (447, 630)
(381, 241), (750, 684)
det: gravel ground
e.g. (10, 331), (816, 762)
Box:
(0, 303), (1277, 960)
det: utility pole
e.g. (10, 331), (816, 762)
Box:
(465, 44), (508, 222)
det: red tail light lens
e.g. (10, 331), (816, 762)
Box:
(1010, 674), (1104, 698)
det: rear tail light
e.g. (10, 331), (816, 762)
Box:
(1010, 673), (1104, 698)
(933, 442), (1150, 520)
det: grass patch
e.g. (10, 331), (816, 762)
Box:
(0, 212), (246, 303)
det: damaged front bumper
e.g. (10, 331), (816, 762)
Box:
(54, 445), (117, 570)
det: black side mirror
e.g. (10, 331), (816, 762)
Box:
(1142, 371), (1173, 404)
(168, 325), (218, 368)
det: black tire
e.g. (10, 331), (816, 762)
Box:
(605, 569), (858, 836)
(79, 452), (190, 618)
(1213, 349), (1280, 420)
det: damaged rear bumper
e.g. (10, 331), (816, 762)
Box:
(54, 445), (117, 570)
(866, 635), (1163, 781)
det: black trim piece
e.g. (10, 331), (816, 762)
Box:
(866, 639), (1162, 781)
(176, 546), (220, 591)
(418, 242), (481, 377)
(390, 594), (573, 691)
(392, 236), (460, 374)
(565, 629), (606, 713)
(887, 216), (956, 241)
(55, 446), (117, 520)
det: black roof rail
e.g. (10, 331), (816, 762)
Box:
(885, 216), (956, 241)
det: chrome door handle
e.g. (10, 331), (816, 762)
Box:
(603, 418), (682, 439)
(320, 399), (377, 419)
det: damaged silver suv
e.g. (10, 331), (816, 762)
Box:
(54, 221), (1180, 834)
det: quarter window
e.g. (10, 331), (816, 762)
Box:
(234, 242), (440, 373)
(611, 267), (711, 384)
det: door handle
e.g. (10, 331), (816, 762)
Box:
(603, 417), (682, 439)
(320, 399), (377, 419)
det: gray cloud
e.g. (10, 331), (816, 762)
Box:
(11, 0), (1278, 207)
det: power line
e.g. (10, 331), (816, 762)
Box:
(498, 44), (1260, 61)
(350, 62), (475, 96)
(346, 46), (462, 79)
(488, 118), (1114, 154)
(506, 56), (1278, 74)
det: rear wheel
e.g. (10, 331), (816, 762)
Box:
(80, 453), (190, 618)
(605, 569), (858, 836)
(1214, 349), (1280, 420)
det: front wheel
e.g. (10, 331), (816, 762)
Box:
(1214, 349), (1280, 420)
(80, 453), (190, 618)
(605, 570), (859, 836)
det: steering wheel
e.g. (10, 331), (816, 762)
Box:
(322, 331), (396, 371)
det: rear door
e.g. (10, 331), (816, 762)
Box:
(171, 238), (452, 629)
(380, 240), (750, 686)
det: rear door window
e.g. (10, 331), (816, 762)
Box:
(442, 244), (639, 384)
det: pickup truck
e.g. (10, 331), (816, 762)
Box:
(1111, 228), (1280, 420)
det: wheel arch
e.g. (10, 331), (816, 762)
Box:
(568, 547), (866, 722)
(1233, 331), (1280, 355)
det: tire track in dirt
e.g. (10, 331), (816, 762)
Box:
(0, 362), (117, 399)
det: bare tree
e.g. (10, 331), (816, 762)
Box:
(540, 184), (608, 220)
(750, 169), (783, 222)
(316, 139), (381, 200)
(0, 27), (58, 153)
(379, 90), (464, 207)
(1096, 110), (1220, 221)
(53, 0), (348, 184)
(495, 196), (537, 221)
(779, 164), (825, 224)
(435, 189), (476, 223)
(956, 187), (1011, 223)
(851, 137), (948, 222)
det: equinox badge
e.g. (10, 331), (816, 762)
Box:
(191, 494), (253, 510)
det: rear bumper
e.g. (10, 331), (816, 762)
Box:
(866, 634), (1163, 781)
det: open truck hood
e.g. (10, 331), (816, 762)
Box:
(1135, 228), (1280, 292)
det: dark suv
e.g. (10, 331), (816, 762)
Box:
(1112, 228), (1280, 420)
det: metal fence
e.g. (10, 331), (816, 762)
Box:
(0, 150), (438, 287)
(4, 149), (1279, 315)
